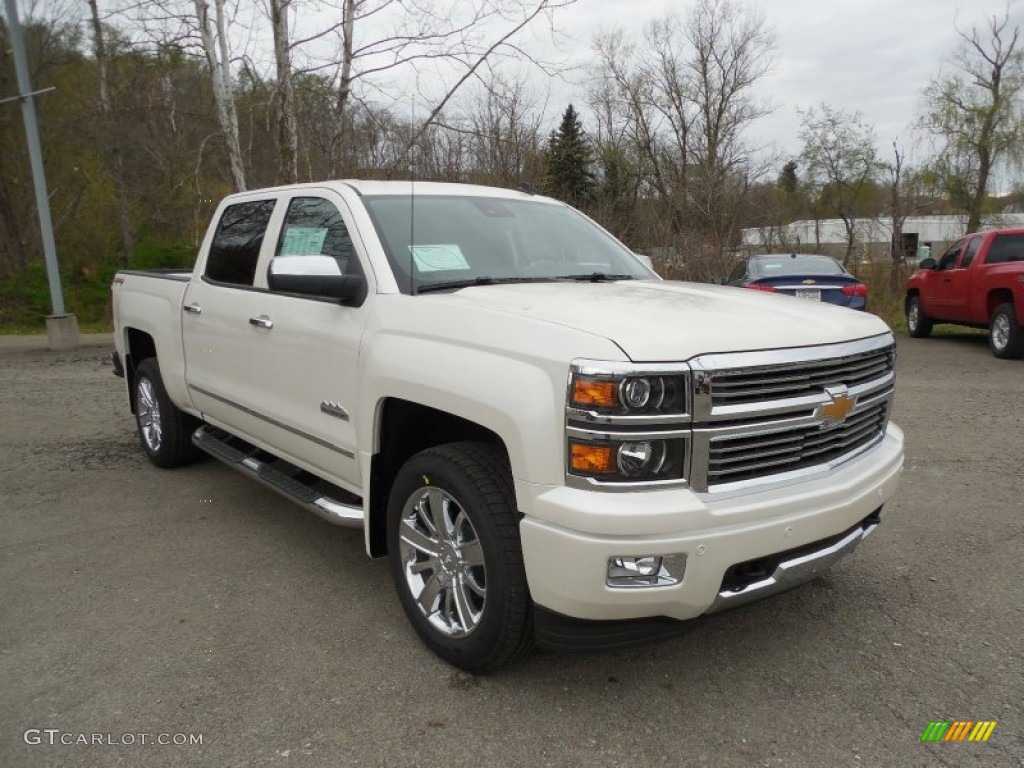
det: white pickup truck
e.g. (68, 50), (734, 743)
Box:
(111, 181), (904, 671)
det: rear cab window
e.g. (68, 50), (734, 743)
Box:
(985, 233), (1024, 264)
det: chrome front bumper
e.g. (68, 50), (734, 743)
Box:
(706, 515), (879, 614)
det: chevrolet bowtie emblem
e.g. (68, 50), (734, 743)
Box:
(802, 279), (816, 285)
(819, 388), (856, 426)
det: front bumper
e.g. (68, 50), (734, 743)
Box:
(519, 423), (903, 623)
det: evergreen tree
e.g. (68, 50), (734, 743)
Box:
(546, 105), (595, 207)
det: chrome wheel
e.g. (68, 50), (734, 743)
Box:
(992, 313), (1010, 351)
(398, 486), (486, 638)
(907, 302), (920, 331)
(136, 377), (163, 452)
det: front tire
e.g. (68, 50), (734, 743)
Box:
(386, 442), (532, 673)
(989, 303), (1024, 359)
(133, 358), (203, 467)
(906, 295), (933, 338)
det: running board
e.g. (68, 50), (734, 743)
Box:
(192, 425), (364, 529)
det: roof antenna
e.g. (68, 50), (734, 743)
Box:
(409, 92), (416, 295)
(518, 182), (535, 196)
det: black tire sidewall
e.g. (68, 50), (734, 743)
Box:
(386, 444), (529, 672)
(133, 358), (196, 467)
(907, 296), (931, 338)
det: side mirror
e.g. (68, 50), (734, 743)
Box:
(918, 257), (937, 270)
(268, 255), (365, 304)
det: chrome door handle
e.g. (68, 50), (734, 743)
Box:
(183, 303), (202, 314)
(249, 315), (274, 329)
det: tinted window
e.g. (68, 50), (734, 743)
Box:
(275, 197), (356, 274)
(938, 239), (964, 271)
(205, 200), (276, 285)
(751, 254), (845, 277)
(986, 233), (1024, 264)
(961, 236), (982, 268)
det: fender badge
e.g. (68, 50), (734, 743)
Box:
(320, 400), (350, 421)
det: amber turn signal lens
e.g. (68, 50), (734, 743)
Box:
(572, 378), (618, 408)
(570, 442), (615, 474)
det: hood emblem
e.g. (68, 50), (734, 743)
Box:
(818, 386), (855, 427)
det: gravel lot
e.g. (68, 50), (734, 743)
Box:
(1, 332), (1021, 768)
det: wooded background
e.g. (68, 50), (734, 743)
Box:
(1, 0), (1021, 329)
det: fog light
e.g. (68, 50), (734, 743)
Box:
(606, 553), (687, 588)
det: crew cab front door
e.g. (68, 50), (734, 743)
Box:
(938, 235), (981, 323)
(241, 192), (370, 493)
(922, 238), (966, 319)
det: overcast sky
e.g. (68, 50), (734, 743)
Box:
(542, 0), (1021, 164)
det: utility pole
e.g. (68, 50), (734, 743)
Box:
(2, 0), (79, 348)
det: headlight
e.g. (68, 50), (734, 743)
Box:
(570, 373), (686, 416)
(568, 437), (684, 483)
(566, 361), (691, 488)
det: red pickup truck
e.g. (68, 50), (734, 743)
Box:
(904, 228), (1024, 358)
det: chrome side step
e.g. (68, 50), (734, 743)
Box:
(192, 425), (364, 529)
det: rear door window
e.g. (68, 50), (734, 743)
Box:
(205, 200), (276, 285)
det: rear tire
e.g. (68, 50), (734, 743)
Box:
(133, 358), (203, 467)
(989, 303), (1024, 359)
(906, 295), (933, 338)
(386, 442), (532, 673)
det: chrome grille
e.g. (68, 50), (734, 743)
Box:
(709, 346), (895, 406)
(688, 335), (896, 492)
(707, 401), (888, 485)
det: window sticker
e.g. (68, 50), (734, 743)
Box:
(281, 227), (328, 255)
(409, 244), (471, 272)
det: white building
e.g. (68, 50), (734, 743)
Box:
(742, 213), (1024, 261)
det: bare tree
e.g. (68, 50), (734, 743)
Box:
(918, 5), (1024, 233)
(799, 104), (880, 265)
(292, 0), (576, 174)
(588, 0), (774, 270)
(195, 0), (245, 189)
(87, 0), (135, 261)
(269, 0), (297, 182)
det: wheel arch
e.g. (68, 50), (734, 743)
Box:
(366, 398), (510, 558)
(123, 327), (157, 413)
(986, 288), (1015, 320)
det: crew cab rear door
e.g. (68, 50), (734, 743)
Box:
(181, 196), (279, 431)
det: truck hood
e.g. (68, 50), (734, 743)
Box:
(444, 279), (892, 361)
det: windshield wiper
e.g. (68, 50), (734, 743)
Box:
(415, 276), (563, 294)
(554, 273), (636, 282)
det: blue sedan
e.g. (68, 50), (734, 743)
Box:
(721, 253), (868, 310)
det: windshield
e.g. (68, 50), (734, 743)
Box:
(363, 195), (651, 293)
